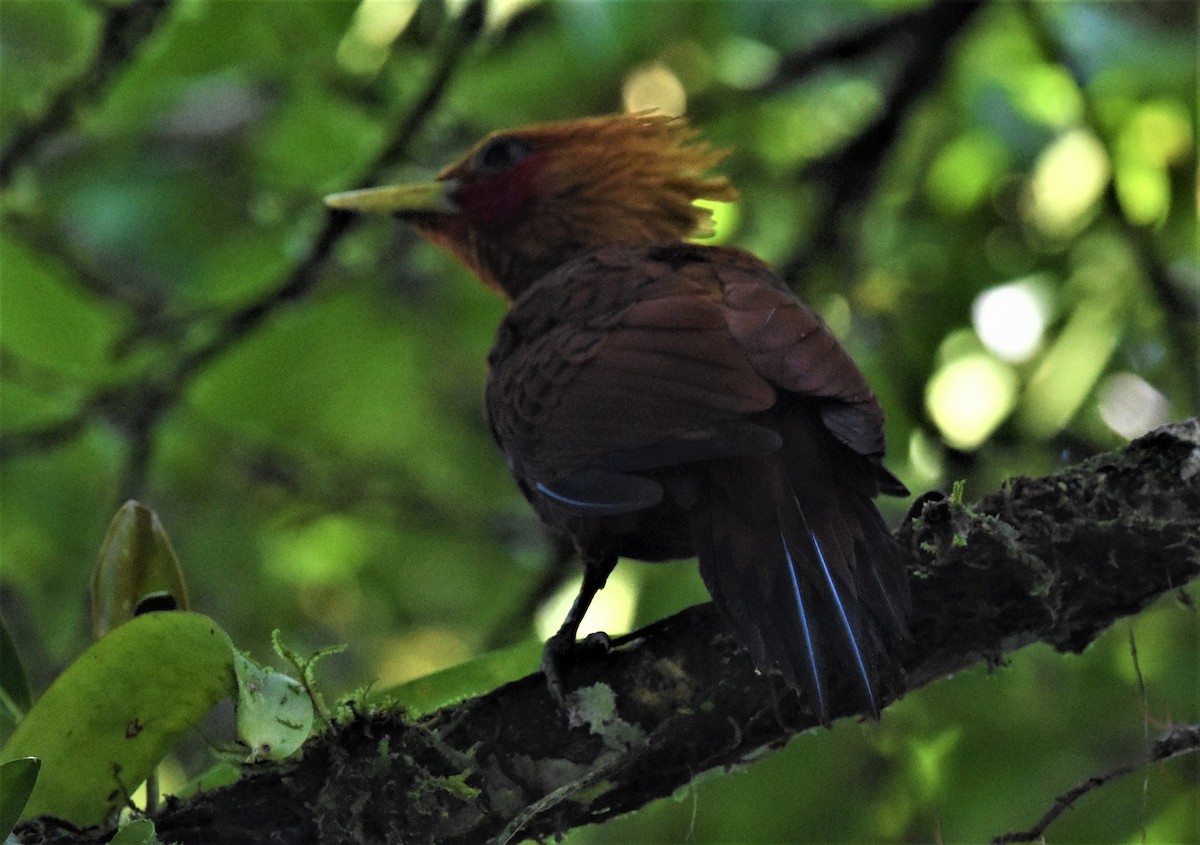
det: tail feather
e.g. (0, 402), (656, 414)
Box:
(778, 531), (828, 717)
(690, 411), (908, 723)
(800, 517), (878, 715)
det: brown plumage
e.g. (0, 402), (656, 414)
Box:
(326, 112), (909, 722)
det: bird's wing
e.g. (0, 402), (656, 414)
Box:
(713, 252), (888, 457)
(487, 246), (782, 489)
(488, 244), (891, 483)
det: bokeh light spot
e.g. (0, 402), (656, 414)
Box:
(1027, 129), (1110, 237)
(262, 514), (372, 585)
(694, 199), (740, 244)
(926, 353), (1019, 450)
(715, 36), (779, 89)
(1011, 64), (1082, 128)
(337, 0), (419, 76)
(622, 62), (687, 117)
(907, 428), (945, 487)
(375, 626), (474, 686)
(1122, 100), (1193, 168)
(818, 294), (851, 339)
(909, 727), (962, 799)
(1021, 302), (1119, 438)
(1098, 372), (1170, 440)
(1115, 162), (1170, 227)
(926, 132), (1008, 214)
(971, 278), (1052, 363)
(536, 567), (638, 642)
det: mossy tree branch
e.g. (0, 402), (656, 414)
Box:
(19, 418), (1200, 845)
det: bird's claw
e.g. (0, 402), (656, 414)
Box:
(540, 630), (613, 706)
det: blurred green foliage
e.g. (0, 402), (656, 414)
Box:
(1, 0), (1196, 841)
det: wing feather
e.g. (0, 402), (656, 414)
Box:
(717, 260), (886, 456)
(488, 248), (778, 481)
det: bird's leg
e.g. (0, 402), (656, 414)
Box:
(540, 547), (618, 704)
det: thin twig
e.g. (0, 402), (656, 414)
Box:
(0, 0), (174, 186)
(493, 715), (664, 845)
(0, 0), (489, 468)
(755, 2), (945, 95)
(173, 0), (489, 382)
(1129, 630), (1150, 845)
(779, 0), (985, 287)
(990, 723), (1200, 844)
(1, 212), (165, 316)
(0, 415), (89, 459)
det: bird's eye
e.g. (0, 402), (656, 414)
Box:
(474, 137), (531, 173)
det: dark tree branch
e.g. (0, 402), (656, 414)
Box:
(755, 0), (976, 95)
(0, 414), (89, 460)
(779, 0), (986, 287)
(104, 0), (488, 500)
(1, 212), (166, 318)
(991, 722), (1200, 844)
(0, 0), (174, 186)
(19, 418), (1200, 845)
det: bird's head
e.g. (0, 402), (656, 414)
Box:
(325, 112), (737, 298)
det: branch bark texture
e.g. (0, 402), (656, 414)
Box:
(20, 418), (1200, 844)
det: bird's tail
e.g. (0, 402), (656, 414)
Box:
(690, 411), (908, 723)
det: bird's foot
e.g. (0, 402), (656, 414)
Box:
(540, 630), (613, 706)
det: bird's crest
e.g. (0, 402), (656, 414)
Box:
(326, 112), (739, 297)
(435, 112), (738, 295)
(448, 112), (735, 232)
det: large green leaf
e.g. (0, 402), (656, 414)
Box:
(0, 612), (236, 827)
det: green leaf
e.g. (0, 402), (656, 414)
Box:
(367, 639), (542, 717)
(172, 760), (242, 800)
(232, 652), (313, 762)
(0, 757), (40, 840)
(0, 617), (32, 746)
(90, 501), (191, 640)
(107, 818), (159, 845)
(0, 612), (236, 827)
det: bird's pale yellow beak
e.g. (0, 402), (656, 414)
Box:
(323, 180), (459, 216)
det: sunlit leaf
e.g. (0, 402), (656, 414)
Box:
(172, 761), (242, 800)
(107, 818), (159, 845)
(0, 612), (235, 826)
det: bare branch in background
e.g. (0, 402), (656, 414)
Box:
(0, 0), (491, 493)
(778, 0), (986, 286)
(0, 0), (174, 186)
(991, 722), (1200, 845)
